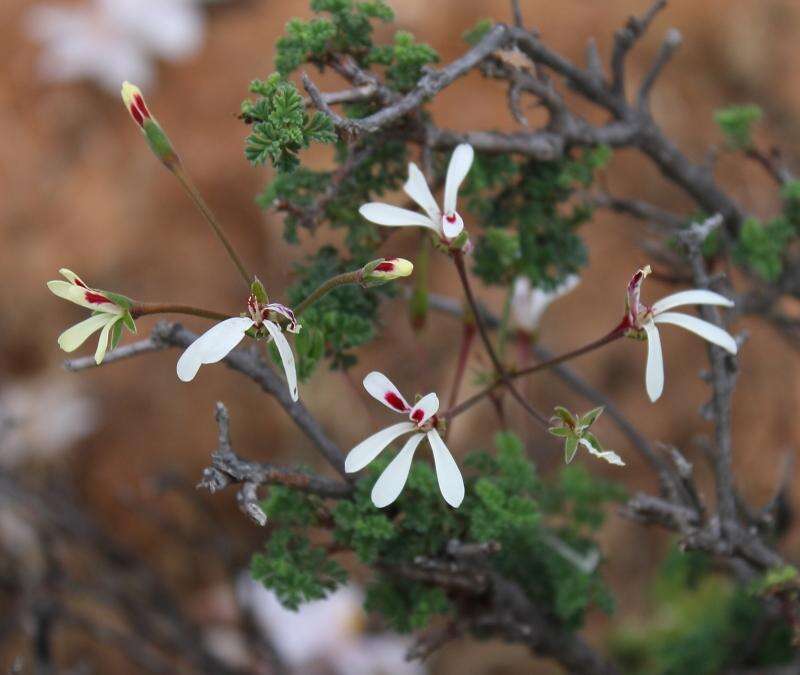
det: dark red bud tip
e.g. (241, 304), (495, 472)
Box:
(129, 104), (144, 127)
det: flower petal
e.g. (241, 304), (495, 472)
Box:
(441, 211), (464, 239)
(263, 320), (299, 402)
(57, 314), (110, 353)
(266, 303), (301, 334)
(363, 371), (410, 413)
(94, 316), (118, 365)
(653, 311), (738, 354)
(359, 203), (439, 232)
(578, 438), (625, 466)
(344, 422), (416, 473)
(511, 274), (580, 332)
(47, 280), (120, 314)
(652, 289), (734, 314)
(58, 268), (86, 286)
(176, 317), (254, 382)
(371, 433), (425, 508)
(643, 321), (664, 402)
(409, 392), (439, 425)
(426, 429), (465, 508)
(403, 162), (440, 223)
(443, 143), (474, 215)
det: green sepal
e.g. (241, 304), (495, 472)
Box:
(109, 319), (124, 351)
(143, 119), (179, 167)
(548, 426), (572, 438)
(449, 230), (470, 251)
(102, 291), (133, 310)
(565, 436), (579, 464)
(579, 406), (604, 429)
(122, 311), (137, 334)
(251, 277), (269, 304)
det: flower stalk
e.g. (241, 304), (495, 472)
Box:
(122, 81), (252, 288)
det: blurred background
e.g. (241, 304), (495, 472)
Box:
(2, 0), (800, 672)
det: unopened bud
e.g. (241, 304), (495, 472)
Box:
(361, 258), (414, 286)
(121, 81), (179, 170)
(250, 277), (269, 304)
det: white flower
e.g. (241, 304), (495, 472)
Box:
(624, 265), (738, 402)
(359, 144), (474, 242)
(176, 296), (300, 402)
(47, 268), (135, 364)
(511, 274), (580, 334)
(236, 577), (425, 675)
(25, 0), (205, 92)
(345, 372), (464, 508)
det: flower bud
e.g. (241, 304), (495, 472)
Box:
(121, 81), (179, 170)
(361, 258), (414, 286)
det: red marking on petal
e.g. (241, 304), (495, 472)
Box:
(134, 94), (150, 120)
(411, 409), (424, 422)
(73, 277), (88, 288)
(130, 104), (144, 127)
(385, 392), (408, 412)
(375, 262), (395, 272)
(445, 214), (456, 223)
(85, 291), (110, 305)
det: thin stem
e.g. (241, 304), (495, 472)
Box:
(496, 284), (514, 363)
(513, 322), (626, 379)
(451, 252), (549, 426)
(445, 321), (476, 441)
(172, 165), (252, 287)
(444, 324), (626, 421)
(131, 302), (231, 322)
(293, 270), (361, 317)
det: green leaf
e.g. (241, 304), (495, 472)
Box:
(553, 406), (576, 427)
(565, 436), (579, 464)
(714, 104), (762, 150)
(548, 426), (572, 438)
(250, 530), (347, 610)
(579, 406), (604, 429)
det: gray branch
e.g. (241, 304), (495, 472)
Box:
(150, 322), (349, 478)
(198, 403), (352, 525)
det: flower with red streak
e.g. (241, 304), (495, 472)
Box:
(359, 144), (474, 243)
(621, 265), (738, 402)
(344, 372), (464, 508)
(47, 269), (136, 364)
(360, 257), (413, 286)
(120, 81), (178, 167)
(176, 294), (300, 401)
(121, 81), (151, 127)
